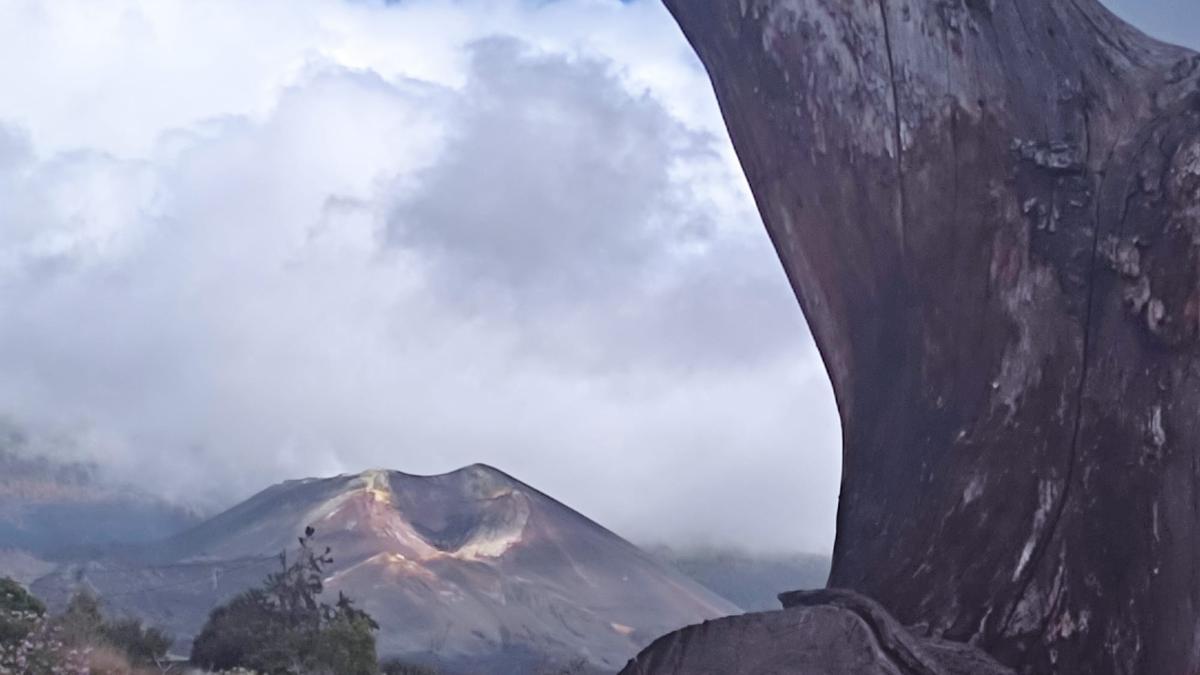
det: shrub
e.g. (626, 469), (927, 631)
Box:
(0, 611), (90, 675)
(313, 606), (381, 675)
(55, 591), (106, 649)
(191, 588), (288, 672)
(52, 590), (170, 667)
(192, 527), (380, 675)
(0, 579), (44, 616)
(0, 580), (172, 674)
(100, 616), (172, 668)
(0, 577), (46, 646)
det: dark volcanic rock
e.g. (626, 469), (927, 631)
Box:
(620, 589), (1012, 675)
(663, 0), (1200, 672)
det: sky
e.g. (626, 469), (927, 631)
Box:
(0, 0), (839, 554)
(0, 1), (1192, 556)
(1104, 0), (1200, 49)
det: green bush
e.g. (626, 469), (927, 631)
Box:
(55, 590), (106, 648)
(0, 577), (45, 646)
(314, 608), (382, 675)
(0, 581), (172, 673)
(0, 578), (44, 615)
(0, 580), (92, 674)
(192, 527), (380, 675)
(101, 616), (172, 667)
(50, 589), (173, 670)
(191, 588), (290, 672)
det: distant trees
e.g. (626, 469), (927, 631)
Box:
(191, 527), (380, 675)
(3, 526), (383, 674)
(0, 578), (169, 674)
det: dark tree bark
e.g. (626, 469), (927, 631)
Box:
(662, 1), (1200, 673)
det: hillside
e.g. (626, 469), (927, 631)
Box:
(650, 546), (829, 612)
(0, 443), (200, 558)
(33, 465), (738, 673)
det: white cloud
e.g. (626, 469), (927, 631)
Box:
(0, 0), (840, 553)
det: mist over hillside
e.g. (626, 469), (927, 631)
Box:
(0, 431), (202, 559)
(648, 545), (830, 612)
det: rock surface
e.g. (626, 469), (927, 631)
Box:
(620, 589), (1011, 675)
(663, 0), (1200, 672)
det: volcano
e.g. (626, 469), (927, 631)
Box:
(33, 465), (738, 672)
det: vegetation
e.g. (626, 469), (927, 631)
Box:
(2, 526), (383, 674)
(0, 610), (90, 675)
(98, 617), (172, 668)
(0, 576), (85, 674)
(191, 527), (380, 675)
(0, 577), (45, 646)
(54, 590), (172, 670)
(0, 578), (172, 674)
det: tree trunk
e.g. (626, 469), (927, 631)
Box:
(663, 1), (1200, 673)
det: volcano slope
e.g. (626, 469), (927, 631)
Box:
(0, 445), (200, 561)
(33, 465), (737, 673)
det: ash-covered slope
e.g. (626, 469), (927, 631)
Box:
(35, 465), (737, 672)
(0, 446), (200, 558)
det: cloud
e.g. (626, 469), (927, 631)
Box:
(0, 0), (840, 554)
(387, 38), (802, 373)
(392, 39), (702, 304)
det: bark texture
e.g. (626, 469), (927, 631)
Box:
(663, 1), (1200, 673)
